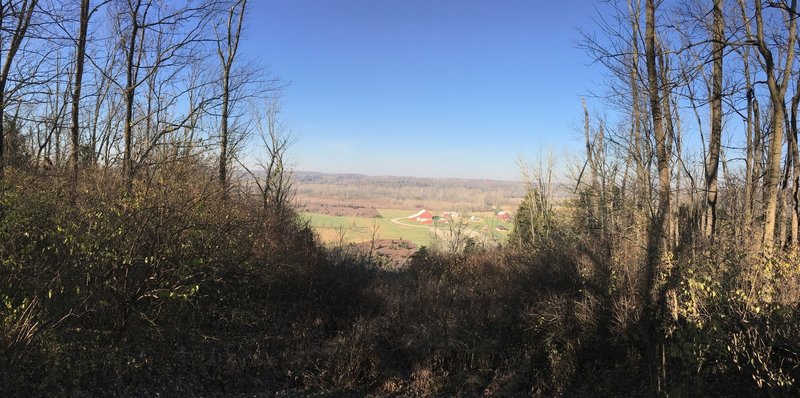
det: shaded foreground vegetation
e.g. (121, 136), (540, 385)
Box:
(2, 164), (800, 397)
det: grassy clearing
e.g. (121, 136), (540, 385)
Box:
(304, 208), (511, 247)
(302, 209), (435, 247)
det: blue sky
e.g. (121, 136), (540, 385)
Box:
(240, 1), (604, 180)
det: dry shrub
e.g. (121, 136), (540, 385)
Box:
(0, 162), (326, 395)
(325, 318), (382, 390)
(409, 365), (446, 396)
(610, 293), (641, 337)
(666, 242), (800, 395)
(8, 162), (800, 397)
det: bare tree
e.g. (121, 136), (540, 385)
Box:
(703, 0), (724, 238)
(436, 215), (473, 255)
(752, 0), (797, 252)
(0, 0), (38, 178)
(368, 218), (381, 262)
(69, 0), (92, 188)
(739, 10), (756, 234)
(112, 0), (213, 189)
(86, 35), (119, 166)
(242, 100), (293, 214)
(644, 0), (670, 391)
(628, 0), (651, 210)
(644, 0), (670, 269)
(216, 0), (246, 194)
(582, 97), (601, 224)
(512, 154), (556, 249)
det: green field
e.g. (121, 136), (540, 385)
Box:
(303, 209), (511, 248)
(302, 209), (436, 247)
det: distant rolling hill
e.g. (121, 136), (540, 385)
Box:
(293, 171), (528, 212)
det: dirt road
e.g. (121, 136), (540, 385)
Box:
(390, 217), (491, 244)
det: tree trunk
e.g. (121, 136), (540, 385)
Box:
(756, 0), (797, 252)
(704, 0), (724, 238)
(744, 84), (754, 235)
(790, 81), (800, 250)
(582, 97), (599, 224)
(645, 0), (670, 277)
(218, 0), (247, 196)
(644, 0), (670, 391)
(70, 0), (89, 193)
(123, 2), (142, 191)
(754, 95), (764, 218)
(659, 41), (676, 247)
(674, 97), (683, 246)
(628, 0), (646, 207)
(0, 0), (38, 179)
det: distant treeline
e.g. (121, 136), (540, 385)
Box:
(295, 171), (526, 211)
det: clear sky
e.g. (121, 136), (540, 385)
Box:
(240, 1), (604, 180)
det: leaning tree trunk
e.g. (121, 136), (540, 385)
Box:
(0, 0), (38, 179)
(790, 83), (800, 250)
(756, 0), (797, 252)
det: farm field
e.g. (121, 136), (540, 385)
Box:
(302, 209), (435, 247)
(294, 171), (526, 212)
(296, 172), (519, 251)
(303, 208), (511, 248)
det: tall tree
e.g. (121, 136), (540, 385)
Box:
(738, 1), (756, 233)
(703, 0), (724, 238)
(628, 0), (648, 206)
(644, 0), (671, 389)
(114, 0), (212, 190)
(754, 0), (797, 252)
(0, 0), (38, 179)
(582, 96), (600, 223)
(69, 0), (91, 188)
(217, 0), (247, 193)
(790, 76), (800, 249)
(120, 0), (142, 190)
(645, 0), (670, 270)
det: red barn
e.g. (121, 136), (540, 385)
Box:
(408, 209), (434, 224)
(496, 211), (511, 221)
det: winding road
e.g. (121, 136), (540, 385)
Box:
(390, 217), (492, 243)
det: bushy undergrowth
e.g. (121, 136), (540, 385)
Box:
(2, 167), (800, 396)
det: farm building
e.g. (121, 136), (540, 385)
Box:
(496, 211), (511, 221)
(407, 209), (433, 224)
(441, 211), (459, 220)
